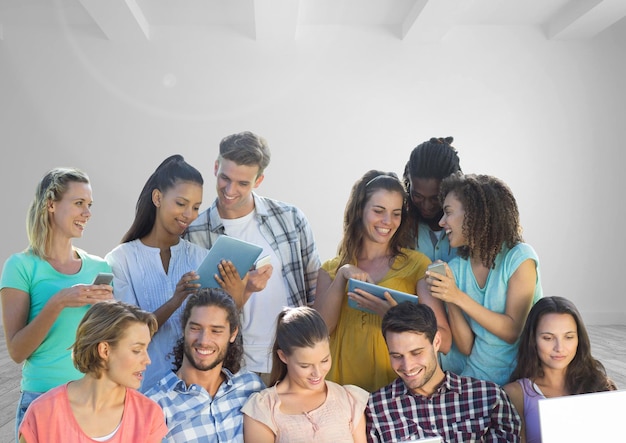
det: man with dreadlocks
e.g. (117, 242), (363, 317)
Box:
(402, 136), (462, 264)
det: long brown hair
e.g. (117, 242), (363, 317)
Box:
(337, 170), (410, 268)
(509, 296), (616, 393)
(269, 306), (329, 386)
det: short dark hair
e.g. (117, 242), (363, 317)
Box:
(170, 288), (243, 373)
(382, 302), (438, 344)
(218, 131), (271, 176)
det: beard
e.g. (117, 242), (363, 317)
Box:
(183, 341), (227, 372)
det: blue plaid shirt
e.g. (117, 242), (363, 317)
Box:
(366, 372), (521, 442)
(146, 369), (264, 443)
(183, 193), (320, 306)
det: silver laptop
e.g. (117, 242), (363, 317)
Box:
(538, 389), (626, 442)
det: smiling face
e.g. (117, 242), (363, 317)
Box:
(182, 305), (237, 373)
(385, 330), (444, 396)
(279, 340), (332, 392)
(103, 322), (152, 390)
(48, 181), (93, 239)
(362, 189), (404, 246)
(438, 191), (467, 248)
(214, 158), (264, 219)
(153, 180), (203, 236)
(536, 313), (579, 372)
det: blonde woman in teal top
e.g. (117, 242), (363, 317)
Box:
(423, 173), (542, 386)
(0, 167), (114, 439)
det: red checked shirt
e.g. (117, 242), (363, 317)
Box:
(366, 371), (521, 442)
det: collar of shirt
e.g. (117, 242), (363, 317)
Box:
(398, 371), (462, 399)
(165, 368), (235, 396)
(208, 192), (268, 232)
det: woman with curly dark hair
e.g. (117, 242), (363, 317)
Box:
(503, 296), (616, 443)
(423, 172), (543, 385)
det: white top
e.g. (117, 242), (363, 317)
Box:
(222, 210), (290, 373)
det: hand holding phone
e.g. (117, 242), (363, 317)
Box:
(92, 272), (114, 285)
(427, 262), (446, 277)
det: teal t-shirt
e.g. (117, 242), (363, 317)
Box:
(0, 248), (111, 392)
(441, 242), (543, 386)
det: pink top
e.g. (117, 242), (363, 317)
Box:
(19, 383), (168, 442)
(242, 380), (368, 442)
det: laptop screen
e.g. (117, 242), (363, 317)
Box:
(538, 389), (626, 442)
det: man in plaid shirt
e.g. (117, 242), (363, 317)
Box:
(146, 289), (264, 442)
(366, 302), (521, 442)
(184, 131), (320, 384)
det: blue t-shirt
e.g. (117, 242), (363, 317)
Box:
(0, 248), (111, 392)
(440, 243), (543, 385)
(414, 221), (457, 264)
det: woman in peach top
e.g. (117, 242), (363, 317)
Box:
(18, 301), (168, 443)
(242, 306), (368, 443)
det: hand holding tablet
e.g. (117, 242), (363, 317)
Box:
(195, 236), (263, 288)
(347, 278), (418, 314)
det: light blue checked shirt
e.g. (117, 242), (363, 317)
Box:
(146, 369), (264, 443)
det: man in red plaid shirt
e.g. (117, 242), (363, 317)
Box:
(366, 302), (521, 442)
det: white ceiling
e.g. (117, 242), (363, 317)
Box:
(1, 0), (625, 41)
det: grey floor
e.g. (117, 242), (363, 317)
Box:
(0, 325), (624, 443)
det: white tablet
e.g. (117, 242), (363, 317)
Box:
(196, 235), (263, 288)
(347, 278), (418, 314)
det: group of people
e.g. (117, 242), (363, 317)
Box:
(1, 132), (617, 442)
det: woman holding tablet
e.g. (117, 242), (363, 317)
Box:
(313, 170), (450, 392)
(106, 155), (243, 392)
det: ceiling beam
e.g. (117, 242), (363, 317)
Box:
(401, 0), (430, 39)
(253, 0), (300, 41)
(79, 0), (150, 41)
(400, 0), (456, 42)
(545, 0), (626, 40)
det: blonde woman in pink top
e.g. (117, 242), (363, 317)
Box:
(18, 301), (168, 443)
(242, 306), (368, 443)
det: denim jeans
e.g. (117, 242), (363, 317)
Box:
(15, 391), (42, 442)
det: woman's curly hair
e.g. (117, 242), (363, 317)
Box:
(439, 172), (523, 268)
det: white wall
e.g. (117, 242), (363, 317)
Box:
(1, 19), (625, 324)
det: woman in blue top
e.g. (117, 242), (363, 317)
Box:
(105, 155), (244, 392)
(423, 172), (543, 385)
(0, 167), (114, 438)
